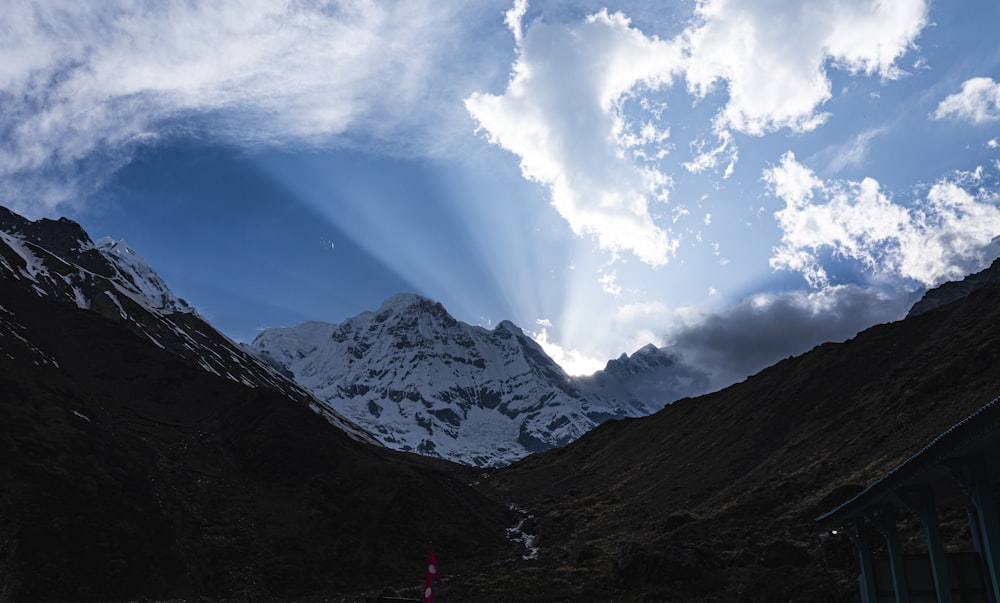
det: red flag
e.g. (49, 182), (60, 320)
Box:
(424, 549), (438, 603)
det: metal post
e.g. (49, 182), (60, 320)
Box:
(848, 518), (880, 603)
(899, 485), (953, 603)
(948, 456), (1000, 603)
(868, 504), (910, 603)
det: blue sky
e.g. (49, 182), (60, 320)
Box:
(4, 1), (1000, 385)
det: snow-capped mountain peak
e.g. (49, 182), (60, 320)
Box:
(376, 291), (443, 313)
(577, 343), (711, 413)
(250, 294), (707, 467)
(251, 295), (627, 466)
(95, 236), (194, 314)
(0, 206), (375, 444)
(603, 343), (673, 377)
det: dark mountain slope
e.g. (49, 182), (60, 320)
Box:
(469, 283), (1000, 601)
(0, 282), (512, 602)
(0, 206), (369, 439)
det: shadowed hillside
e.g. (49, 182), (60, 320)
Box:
(454, 283), (1000, 601)
(5, 204), (1000, 602)
(0, 283), (512, 601)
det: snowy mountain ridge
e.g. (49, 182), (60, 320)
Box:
(0, 212), (186, 318)
(0, 205), (710, 465)
(94, 236), (195, 315)
(250, 293), (710, 466)
(0, 206), (374, 443)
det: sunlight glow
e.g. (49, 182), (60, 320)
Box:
(531, 325), (606, 376)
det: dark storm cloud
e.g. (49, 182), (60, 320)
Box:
(670, 285), (921, 389)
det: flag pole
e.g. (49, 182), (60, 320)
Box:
(423, 549), (438, 603)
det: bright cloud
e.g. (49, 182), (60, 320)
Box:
(0, 1), (474, 215)
(466, 8), (684, 267)
(598, 270), (622, 296)
(4, 0), (997, 394)
(467, 0), (928, 269)
(532, 325), (606, 376)
(933, 77), (1000, 123)
(767, 152), (1000, 287)
(683, 130), (737, 176)
(685, 0), (928, 135)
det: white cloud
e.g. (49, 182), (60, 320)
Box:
(0, 1), (480, 216)
(933, 77), (1000, 123)
(766, 152), (1000, 287)
(466, 9), (684, 267)
(684, 0), (928, 135)
(599, 269), (622, 296)
(683, 129), (737, 176)
(531, 325), (606, 376)
(505, 0), (529, 45)
(613, 299), (694, 347)
(468, 1), (927, 267)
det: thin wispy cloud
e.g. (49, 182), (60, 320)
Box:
(0, 1), (477, 215)
(683, 130), (737, 177)
(821, 127), (891, 174)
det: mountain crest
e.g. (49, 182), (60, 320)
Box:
(250, 298), (668, 466)
(0, 206), (372, 443)
(95, 237), (194, 314)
